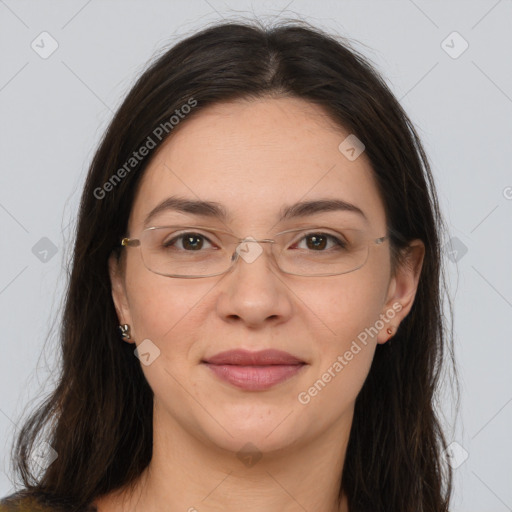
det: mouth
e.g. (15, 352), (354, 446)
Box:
(202, 349), (307, 391)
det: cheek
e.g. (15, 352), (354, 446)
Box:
(303, 265), (389, 351)
(124, 273), (213, 400)
(124, 263), (211, 354)
(294, 272), (388, 420)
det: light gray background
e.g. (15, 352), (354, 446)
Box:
(1, 1), (511, 511)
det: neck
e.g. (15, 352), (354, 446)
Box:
(95, 401), (353, 512)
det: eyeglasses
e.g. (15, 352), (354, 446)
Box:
(120, 225), (388, 279)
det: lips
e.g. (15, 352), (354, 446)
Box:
(203, 349), (304, 366)
(202, 349), (307, 391)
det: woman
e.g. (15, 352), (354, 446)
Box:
(1, 19), (457, 512)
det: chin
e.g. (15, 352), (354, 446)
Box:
(205, 401), (307, 449)
(207, 424), (301, 458)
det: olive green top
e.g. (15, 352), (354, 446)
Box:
(0, 492), (97, 512)
(0, 493), (49, 511)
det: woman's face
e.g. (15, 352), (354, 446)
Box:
(110, 96), (423, 454)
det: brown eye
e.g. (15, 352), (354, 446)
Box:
(164, 233), (213, 251)
(305, 234), (327, 250)
(295, 233), (347, 251)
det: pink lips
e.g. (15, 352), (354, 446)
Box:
(202, 349), (306, 391)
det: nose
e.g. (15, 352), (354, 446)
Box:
(215, 238), (294, 327)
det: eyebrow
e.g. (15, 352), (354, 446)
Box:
(143, 195), (368, 227)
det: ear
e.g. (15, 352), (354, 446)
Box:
(108, 252), (135, 344)
(376, 239), (425, 345)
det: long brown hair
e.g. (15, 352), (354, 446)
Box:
(7, 19), (458, 511)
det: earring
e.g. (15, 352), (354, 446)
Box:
(119, 324), (131, 341)
(386, 326), (394, 339)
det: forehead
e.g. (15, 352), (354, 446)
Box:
(128, 97), (387, 234)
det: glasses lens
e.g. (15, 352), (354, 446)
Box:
(138, 226), (371, 277)
(274, 228), (369, 276)
(140, 226), (233, 277)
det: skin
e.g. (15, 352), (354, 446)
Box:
(98, 96), (425, 512)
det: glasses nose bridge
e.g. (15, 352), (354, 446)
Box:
(228, 235), (279, 270)
(240, 237), (275, 244)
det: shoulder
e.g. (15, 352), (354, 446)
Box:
(0, 491), (97, 512)
(0, 491), (48, 511)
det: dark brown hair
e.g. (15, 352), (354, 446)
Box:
(6, 19), (458, 512)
